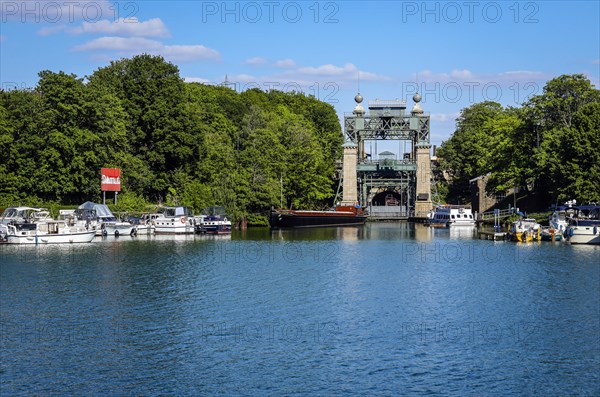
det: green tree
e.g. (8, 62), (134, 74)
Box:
(437, 101), (505, 202)
(527, 74), (600, 203)
(538, 102), (600, 202)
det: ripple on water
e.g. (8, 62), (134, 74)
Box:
(1, 226), (599, 395)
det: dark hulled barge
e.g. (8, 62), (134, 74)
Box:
(269, 206), (367, 228)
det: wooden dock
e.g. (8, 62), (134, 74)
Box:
(478, 231), (508, 241)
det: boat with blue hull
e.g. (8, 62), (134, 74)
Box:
(195, 206), (232, 234)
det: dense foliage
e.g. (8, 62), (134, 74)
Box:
(437, 74), (600, 206)
(0, 55), (343, 224)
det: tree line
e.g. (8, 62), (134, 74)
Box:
(2, 60), (597, 221)
(437, 74), (600, 207)
(0, 54), (343, 225)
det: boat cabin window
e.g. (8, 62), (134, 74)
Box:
(2, 208), (18, 218)
(16, 223), (36, 231)
(48, 222), (59, 234)
(164, 208), (177, 217)
(164, 207), (193, 217)
(451, 215), (455, 219)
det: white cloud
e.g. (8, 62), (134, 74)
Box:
(73, 37), (221, 62)
(592, 59), (600, 65)
(71, 18), (169, 37)
(0, 35), (5, 42)
(231, 74), (257, 82)
(38, 18), (169, 37)
(274, 58), (296, 68)
(298, 63), (356, 76)
(243, 57), (267, 65)
(449, 69), (474, 79)
(294, 63), (390, 82)
(184, 77), (212, 83)
(211, 62), (389, 93)
(73, 36), (158, 51)
(161, 44), (220, 62)
(430, 112), (460, 122)
(417, 69), (548, 85)
(498, 70), (547, 81)
(38, 25), (69, 36)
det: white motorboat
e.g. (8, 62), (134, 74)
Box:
(132, 213), (162, 235)
(102, 221), (135, 237)
(0, 207), (52, 239)
(3, 220), (96, 244)
(0, 206), (51, 223)
(76, 202), (134, 237)
(566, 205), (600, 245)
(154, 206), (195, 234)
(549, 200), (576, 233)
(427, 205), (476, 227)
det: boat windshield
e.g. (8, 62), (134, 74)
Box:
(202, 206), (226, 216)
(163, 207), (193, 217)
(1, 207), (47, 222)
(1, 208), (18, 218)
(15, 223), (37, 231)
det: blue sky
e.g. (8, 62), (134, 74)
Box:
(1, 1), (599, 147)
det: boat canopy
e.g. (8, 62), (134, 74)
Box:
(161, 206), (194, 217)
(77, 202), (115, 219)
(202, 206), (226, 216)
(574, 205), (600, 211)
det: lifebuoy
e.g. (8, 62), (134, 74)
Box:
(180, 217), (186, 224)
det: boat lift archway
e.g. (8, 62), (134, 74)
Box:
(337, 93), (432, 220)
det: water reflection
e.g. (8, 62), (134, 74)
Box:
(243, 223), (421, 242)
(413, 223), (433, 242)
(265, 225), (365, 241)
(449, 225), (477, 240)
(134, 233), (231, 242)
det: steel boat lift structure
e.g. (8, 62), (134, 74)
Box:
(337, 92), (433, 220)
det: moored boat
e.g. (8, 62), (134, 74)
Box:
(75, 202), (134, 236)
(540, 227), (563, 242)
(426, 205), (476, 227)
(549, 200), (576, 233)
(0, 207), (52, 239)
(269, 205), (367, 228)
(102, 221), (135, 237)
(154, 206), (195, 234)
(566, 205), (600, 245)
(195, 206), (232, 234)
(131, 213), (161, 235)
(508, 218), (542, 242)
(3, 220), (96, 244)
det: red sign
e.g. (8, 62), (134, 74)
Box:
(101, 168), (121, 191)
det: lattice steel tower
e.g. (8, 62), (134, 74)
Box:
(339, 92), (432, 219)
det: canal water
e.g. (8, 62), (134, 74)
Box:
(1, 224), (599, 396)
